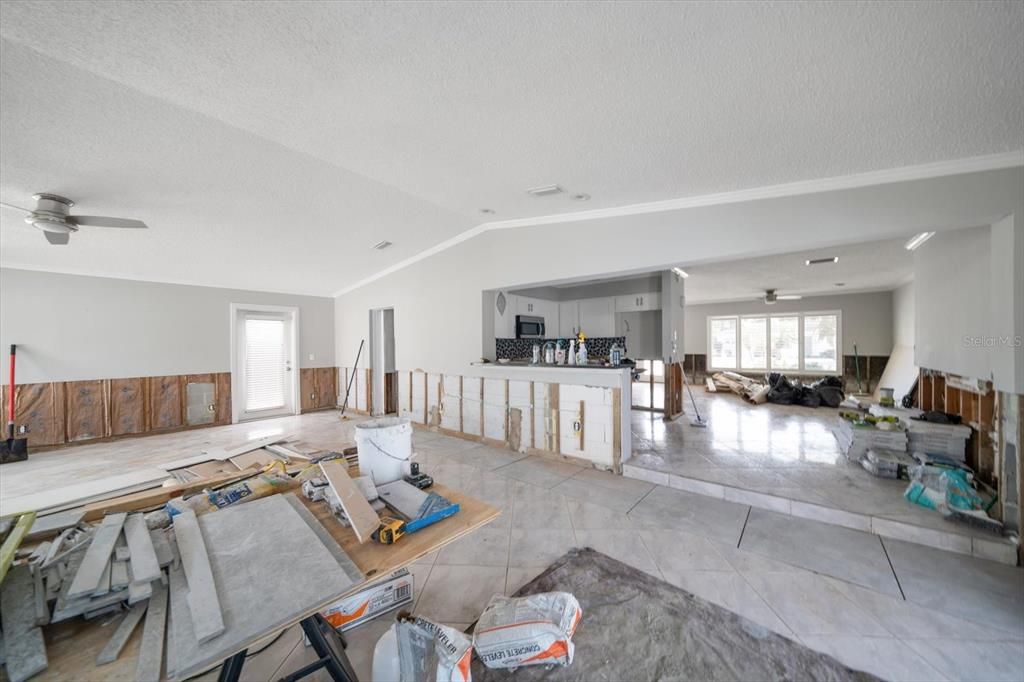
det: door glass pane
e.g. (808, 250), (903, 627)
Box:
(770, 316), (800, 370)
(245, 318), (286, 411)
(740, 317), (767, 369)
(709, 318), (737, 369)
(803, 314), (838, 372)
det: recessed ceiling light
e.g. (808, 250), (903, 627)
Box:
(671, 267), (689, 278)
(372, 240), (392, 250)
(526, 185), (563, 197)
(905, 231), (935, 251)
(777, 294), (802, 300)
(479, 208), (495, 214)
(572, 193), (590, 201)
(805, 256), (839, 266)
(835, 282), (845, 287)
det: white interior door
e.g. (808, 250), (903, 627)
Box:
(233, 306), (298, 422)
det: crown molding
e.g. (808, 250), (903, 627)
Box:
(328, 150), (1022, 296)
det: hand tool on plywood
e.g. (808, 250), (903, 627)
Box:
(1, 344), (29, 463)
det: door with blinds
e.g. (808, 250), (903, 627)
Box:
(234, 307), (297, 421)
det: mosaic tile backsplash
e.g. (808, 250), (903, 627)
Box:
(495, 337), (627, 360)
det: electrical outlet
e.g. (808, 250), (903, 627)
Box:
(18, 425), (28, 434)
(308, 353), (315, 362)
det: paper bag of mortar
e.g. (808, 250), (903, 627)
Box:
(373, 611), (472, 682)
(473, 592), (581, 670)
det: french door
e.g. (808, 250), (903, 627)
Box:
(232, 305), (298, 422)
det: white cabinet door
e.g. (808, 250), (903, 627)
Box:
(534, 299), (558, 335)
(558, 301), (579, 337)
(494, 293), (517, 338)
(616, 293), (661, 312)
(578, 297), (615, 337)
(638, 292), (661, 311)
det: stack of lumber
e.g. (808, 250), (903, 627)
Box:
(708, 372), (769, 404)
(868, 405), (971, 462)
(834, 418), (907, 461)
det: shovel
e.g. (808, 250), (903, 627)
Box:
(1, 344), (28, 463)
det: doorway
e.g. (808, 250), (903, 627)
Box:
(369, 308), (396, 416)
(231, 304), (299, 422)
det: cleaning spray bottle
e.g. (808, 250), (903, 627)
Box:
(567, 338), (576, 365)
(577, 333), (588, 365)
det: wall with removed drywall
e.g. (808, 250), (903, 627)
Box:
(0, 268), (335, 384)
(683, 290), (894, 356)
(335, 166), (1023, 381)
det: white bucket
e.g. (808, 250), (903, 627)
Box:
(355, 417), (413, 485)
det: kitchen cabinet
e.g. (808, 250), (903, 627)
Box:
(578, 297), (615, 337)
(558, 301), (579, 337)
(615, 292), (661, 312)
(517, 296), (558, 334)
(494, 293), (518, 338)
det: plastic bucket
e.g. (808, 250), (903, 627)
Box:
(355, 417), (413, 484)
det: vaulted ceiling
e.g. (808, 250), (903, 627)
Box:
(1, 1), (1021, 294)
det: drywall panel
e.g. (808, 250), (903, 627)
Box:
(462, 377), (482, 436)
(988, 215), (1023, 394)
(617, 310), (662, 359)
(356, 369), (369, 412)
(683, 290), (893, 356)
(483, 379), (506, 441)
(440, 375), (461, 431)
(396, 371), (412, 421)
(426, 374), (441, 424)
(0, 268), (335, 384)
(532, 381), (548, 451)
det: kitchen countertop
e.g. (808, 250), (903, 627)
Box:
(491, 360), (632, 370)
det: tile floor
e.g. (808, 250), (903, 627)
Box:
(4, 410), (1022, 681)
(627, 392), (1015, 562)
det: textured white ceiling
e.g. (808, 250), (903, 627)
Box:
(1, 1), (1021, 294)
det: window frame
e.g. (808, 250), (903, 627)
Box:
(706, 310), (842, 376)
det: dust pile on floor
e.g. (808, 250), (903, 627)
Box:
(471, 548), (879, 682)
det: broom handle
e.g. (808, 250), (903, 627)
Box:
(7, 344), (15, 438)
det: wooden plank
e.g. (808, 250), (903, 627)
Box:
(96, 601), (147, 665)
(67, 513), (127, 599)
(172, 509), (225, 643)
(319, 460), (379, 543)
(80, 469), (258, 522)
(3, 469), (169, 517)
(578, 400), (585, 451)
(459, 376), (465, 433)
(124, 514), (161, 584)
(135, 579), (168, 682)
(612, 388), (622, 474)
(529, 381), (535, 449)
(551, 384), (561, 454)
(214, 372), (232, 425)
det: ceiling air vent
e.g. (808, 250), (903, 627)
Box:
(526, 185), (564, 197)
(805, 256), (839, 266)
(373, 240), (392, 250)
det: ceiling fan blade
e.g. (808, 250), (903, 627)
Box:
(0, 200), (32, 214)
(44, 230), (70, 245)
(70, 216), (148, 229)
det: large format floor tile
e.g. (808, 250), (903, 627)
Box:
(492, 456), (583, 488)
(743, 571), (889, 637)
(414, 564), (507, 623)
(629, 485), (750, 545)
(799, 636), (950, 682)
(739, 508), (902, 597)
(901, 638), (1024, 682)
(657, 569), (794, 639)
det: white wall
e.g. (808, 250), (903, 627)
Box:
(683, 290), (894, 356)
(915, 220), (1024, 393)
(0, 268), (335, 384)
(892, 281), (915, 348)
(335, 166), (1024, 379)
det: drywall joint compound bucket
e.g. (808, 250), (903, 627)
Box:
(355, 417), (413, 484)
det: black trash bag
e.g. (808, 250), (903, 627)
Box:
(799, 387), (822, 408)
(765, 373), (797, 404)
(807, 376), (845, 408)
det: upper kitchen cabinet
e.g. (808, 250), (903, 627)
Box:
(615, 292), (661, 312)
(517, 296), (558, 331)
(558, 300), (579, 337)
(578, 297), (615, 337)
(494, 292), (518, 338)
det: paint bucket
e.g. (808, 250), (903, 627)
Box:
(879, 387), (895, 407)
(355, 417), (413, 485)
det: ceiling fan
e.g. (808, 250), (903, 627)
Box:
(762, 288), (802, 304)
(0, 193), (148, 245)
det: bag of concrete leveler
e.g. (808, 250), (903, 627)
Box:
(373, 612), (472, 682)
(472, 592), (582, 670)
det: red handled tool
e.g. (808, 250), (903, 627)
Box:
(1, 344), (29, 463)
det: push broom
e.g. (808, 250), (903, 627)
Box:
(1, 344), (29, 463)
(683, 368), (707, 428)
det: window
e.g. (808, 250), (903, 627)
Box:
(740, 317), (767, 369)
(707, 311), (840, 374)
(803, 314), (839, 372)
(770, 316), (800, 370)
(709, 317), (738, 369)
(244, 317), (286, 411)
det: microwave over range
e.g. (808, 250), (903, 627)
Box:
(515, 315), (545, 339)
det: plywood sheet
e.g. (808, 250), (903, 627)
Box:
(109, 378), (145, 436)
(315, 367), (337, 409)
(2, 382), (66, 447)
(148, 376), (183, 430)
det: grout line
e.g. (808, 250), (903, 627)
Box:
(878, 535), (906, 601)
(736, 506), (752, 549)
(625, 485), (657, 515)
(635, 532), (666, 582)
